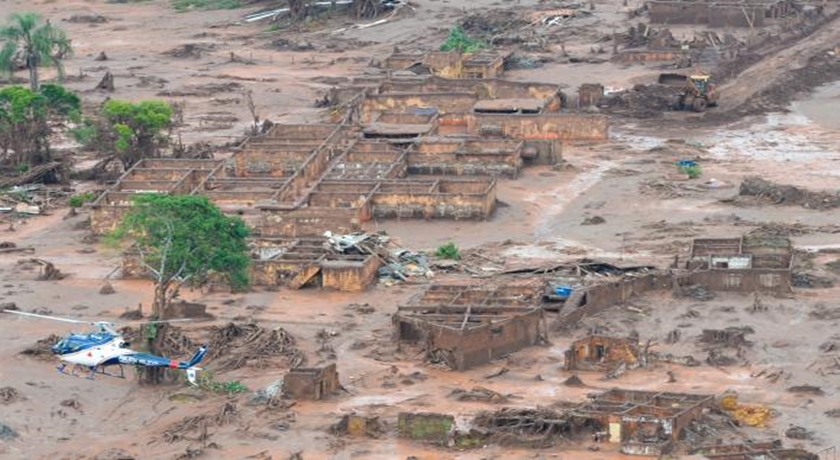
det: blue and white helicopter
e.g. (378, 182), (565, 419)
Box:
(3, 309), (207, 385)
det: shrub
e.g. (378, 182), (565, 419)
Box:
(679, 164), (702, 179)
(436, 242), (461, 260)
(69, 192), (96, 208)
(440, 26), (486, 53)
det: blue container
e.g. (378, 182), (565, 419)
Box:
(554, 286), (573, 298)
(676, 160), (697, 168)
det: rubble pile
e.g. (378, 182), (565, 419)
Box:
(600, 84), (679, 118)
(20, 334), (61, 360)
(0, 387), (23, 404)
(472, 407), (571, 447)
(163, 402), (238, 444)
(206, 322), (305, 372)
(739, 177), (840, 209)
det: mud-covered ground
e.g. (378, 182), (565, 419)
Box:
(1, 0), (840, 459)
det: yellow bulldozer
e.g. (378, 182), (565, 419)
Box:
(658, 73), (719, 112)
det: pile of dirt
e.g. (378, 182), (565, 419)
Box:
(473, 407), (571, 448)
(600, 84), (679, 118)
(207, 322), (305, 372)
(21, 334), (60, 360)
(163, 402), (238, 444)
(739, 177), (840, 209)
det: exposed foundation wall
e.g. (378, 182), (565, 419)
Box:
(686, 269), (791, 293)
(250, 258), (321, 285)
(233, 149), (311, 177)
(558, 274), (673, 327)
(407, 139), (523, 178)
(260, 207), (364, 237)
(378, 77), (560, 104)
(457, 309), (544, 370)
(321, 255), (381, 291)
(467, 113), (609, 141)
(370, 180), (496, 220)
(361, 93), (479, 123)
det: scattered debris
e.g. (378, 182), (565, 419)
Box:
(21, 334), (61, 360)
(95, 71), (115, 92)
(0, 421), (18, 439)
(99, 282), (116, 295)
(206, 322), (304, 372)
(739, 177), (840, 210)
(449, 386), (508, 403)
(676, 284), (714, 301)
(163, 43), (215, 59)
(60, 397), (82, 411)
(18, 258), (65, 280)
(473, 407), (570, 448)
(581, 215), (605, 225)
(785, 425), (813, 440)
(163, 402), (238, 444)
(562, 375), (584, 387)
(0, 387), (23, 404)
(786, 385), (824, 396)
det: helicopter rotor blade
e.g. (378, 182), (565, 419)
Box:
(1, 309), (89, 324)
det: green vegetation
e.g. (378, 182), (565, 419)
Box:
(68, 192), (96, 208)
(198, 373), (248, 395)
(111, 194), (250, 318)
(679, 163), (702, 179)
(435, 242), (461, 260)
(172, 0), (242, 12)
(74, 99), (174, 169)
(440, 26), (486, 54)
(0, 12), (72, 90)
(0, 84), (80, 167)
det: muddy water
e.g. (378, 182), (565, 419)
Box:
(791, 80), (840, 131)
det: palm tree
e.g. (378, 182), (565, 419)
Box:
(0, 12), (72, 90)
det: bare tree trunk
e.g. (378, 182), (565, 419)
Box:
(141, 281), (171, 385)
(27, 52), (39, 91)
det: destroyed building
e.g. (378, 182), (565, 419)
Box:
(648, 0), (795, 28)
(694, 440), (820, 460)
(394, 281), (547, 370)
(571, 389), (715, 456)
(686, 236), (793, 293)
(283, 363), (340, 400)
(564, 335), (642, 371)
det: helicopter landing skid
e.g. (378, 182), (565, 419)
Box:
(58, 363), (126, 380)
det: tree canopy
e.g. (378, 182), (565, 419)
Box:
(74, 99), (174, 170)
(112, 194), (250, 317)
(0, 83), (80, 167)
(0, 12), (72, 90)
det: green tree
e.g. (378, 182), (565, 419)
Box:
(112, 194), (249, 384)
(99, 99), (174, 169)
(112, 194), (250, 318)
(0, 84), (79, 167)
(0, 12), (72, 90)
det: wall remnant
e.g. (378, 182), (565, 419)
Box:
(394, 281), (547, 370)
(283, 363), (340, 400)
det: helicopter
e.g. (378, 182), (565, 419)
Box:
(2, 309), (207, 385)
